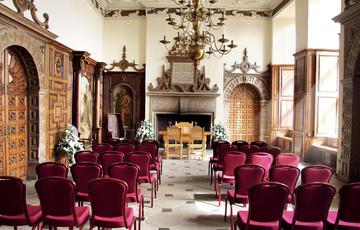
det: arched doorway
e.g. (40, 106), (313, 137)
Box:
(0, 46), (39, 180)
(228, 83), (261, 142)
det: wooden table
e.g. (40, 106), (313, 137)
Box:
(159, 130), (211, 160)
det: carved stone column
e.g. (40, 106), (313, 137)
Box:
(334, 2), (360, 182)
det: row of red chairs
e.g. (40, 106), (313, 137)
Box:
(0, 175), (138, 230)
(233, 181), (360, 230)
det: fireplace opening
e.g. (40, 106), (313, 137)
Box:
(155, 113), (212, 148)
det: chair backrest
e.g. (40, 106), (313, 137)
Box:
(250, 140), (268, 148)
(92, 143), (113, 154)
(217, 144), (238, 165)
(126, 152), (151, 178)
(99, 151), (124, 176)
(109, 162), (140, 195)
(0, 176), (27, 217)
(114, 143), (136, 156)
(260, 146), (281, 165)
(238, 145), (261, 159)
(234, 165), (265, 196)
(105, 113), (124, 139)
(270, 165), (300, 195)
(189, 126), (203, 142)
(222, 152), (247, 177)
(212, 140), (230, 158)
(124, 138), (140, 146)
(301, 165), (333, 184)
(231, 140), (249, 148)
(276, 153), (300, 167)
(142, 139), (160, 150)
(167, 125), (182, 142)
(88, 178), (128, 221)
(36, 162), (68, 179)
(35, 177), (77, 217)
(136, 143), (158, 163)
(293, 182), (335, 223)
(175, 121), (193, 135)
(74, 151), (99, 163)
(249, 153), (274, 179)
(336, 182), (360, 223)
(70, 163), (102, 194)
(248, 182), (290, 223)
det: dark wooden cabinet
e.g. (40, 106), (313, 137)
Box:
(103, 71), (145, 139)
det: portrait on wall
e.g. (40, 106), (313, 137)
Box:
(111, 84), (133, 129)
(80, 76), (93, 139)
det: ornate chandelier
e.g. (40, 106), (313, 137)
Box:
(159, 0), (237, 61)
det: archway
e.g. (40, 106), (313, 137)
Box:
(0, 45), (39, 180)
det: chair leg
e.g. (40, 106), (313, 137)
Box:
(230, 203), (234, 230)
(218, 182), (222, 207)
(224, 198), (228, 221)
(208, 161), (210, 176)
(142, 195), (145, 217)
(135, 216), (138, 230)
(210, 167), (213, 185)
(138, 199), (142, 229)
(154, 180), (157, 198)
(151, 181), (154, 208)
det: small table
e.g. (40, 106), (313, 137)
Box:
(159, 130), (211, 160)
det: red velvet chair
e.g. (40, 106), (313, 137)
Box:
(136, 143), (161, 185)
(74, 150), (99, 163)
(260, 146), (281, 165)
(231, 140), (249, 148)
(236, 182), (290, 230)
(237, 145), (261, 160)
(109, 162), (143, 229)
(270, 165), (300, 204)
(326, 182), (360, 229)
(282, 182), (335, 230)
(35, 177), (90, 229)
(215, 151), (247, 207)
(70, 162), (102, 206)
(209, 140), (230, 176)
(0, 176), (42, 230)
(35, 162), (68, 179)
(225, 165), (265, 229)
(276, 153), (300, 167)
(142, 139), (162, 174)
(250, 140), (268, 149)
(301, 165), (333, 184)
(92, 143), (113, 154)
(126, 138), (141, 146)
(249, 152), (273, 182)
(88, 178), (136, 230)
(114, 143), (136, 156)
(99, 151), (124, 176)
(126, 152), (157, 208)
(211, 144), (238, 185)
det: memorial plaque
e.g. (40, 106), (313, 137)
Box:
(172, 62), (195, 85)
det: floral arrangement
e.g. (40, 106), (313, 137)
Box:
(136, 120), (155, 142)
(211, 124), (228, 141)
(55, 124), (84, 163)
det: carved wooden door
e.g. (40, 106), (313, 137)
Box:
(0, 48), (28, 179)
(229, 84), (260, 142)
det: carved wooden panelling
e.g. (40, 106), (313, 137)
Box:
(228, 84), (260, 142)
(47, 46), (71, 161)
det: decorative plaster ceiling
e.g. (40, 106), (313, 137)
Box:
(104, 0), (284, 10)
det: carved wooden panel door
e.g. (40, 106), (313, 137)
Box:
(229, 84), (260, 142)
(0, 48), (28, 179)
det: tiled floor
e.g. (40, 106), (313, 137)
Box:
(11, 150), (345, 229)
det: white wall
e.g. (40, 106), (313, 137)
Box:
(103, 18), (146, 67)
(272, 18), (296, 64)
(1, 0), (104, 60)
(308, 0), (340, 49)
(295, 0), (309, 52)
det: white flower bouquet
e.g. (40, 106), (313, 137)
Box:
(211, 124), (228, 141)
(56, 124), (84, 163)
(136, 120), (155, 142)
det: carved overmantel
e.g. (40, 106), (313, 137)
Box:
(147, 56), (220, 130)
(334, 2), (360, 182)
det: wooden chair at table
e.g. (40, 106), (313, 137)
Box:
(187, 126), (206, 160)
(175, 121), (193, 151)
(165, 125), (183, 159)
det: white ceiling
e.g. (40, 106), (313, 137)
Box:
(103, 0), (284, 11)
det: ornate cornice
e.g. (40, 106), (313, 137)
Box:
(89, 0), (106, 16)
(105, 9), (146, 18)
(105, 46), (145, 72)
(345, 0), (360, 10)
(224, 48), (268, 74)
